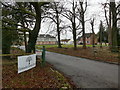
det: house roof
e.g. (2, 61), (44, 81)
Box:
(38, 34), (56, 38)
(61, 39), (71, 42)
(77, 33), (94, 40)
(83, 33), (93, 38)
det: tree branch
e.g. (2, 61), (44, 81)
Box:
(43, 16), (57, 24)
(116, 4), (120, 9)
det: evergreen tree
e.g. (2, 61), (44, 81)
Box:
(98, 21), (104, 47)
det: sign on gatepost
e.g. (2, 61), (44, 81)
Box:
(18, 54), (36, 74)
(35, 46), (46, 66)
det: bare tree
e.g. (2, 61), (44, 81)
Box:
(99, 21), (104, 48)
(62, 0), (81, 50)
(102, 2), (112, 48)
(102, 0), (120, 51)
(72, 0), (77, 50)
(2, 2), (42, 53)
(110, 0), (119, 51)
(27, 2), (49, 53)
(78, 0), (87, 49)
(17, 3), (29, 52)
(90, 18), (95, 47)
(42, 2), (64, 48)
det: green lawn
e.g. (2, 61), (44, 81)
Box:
(36, 44), (58, 48)
(35, 44), (100, 48)
(36, 44), (79, 48)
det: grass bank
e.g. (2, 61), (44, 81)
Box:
(36, 44), (105, 48)
(2, 58), (75, 88)
(47, 47), (119, 64)
(2, 47), (75, 88)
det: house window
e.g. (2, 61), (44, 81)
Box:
(87, 41), (89, 43)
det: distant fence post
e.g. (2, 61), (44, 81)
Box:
(41, 46), (46, 66)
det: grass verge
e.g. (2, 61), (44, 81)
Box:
(47, 47), (119, 64)
(2, 58), (75, 88)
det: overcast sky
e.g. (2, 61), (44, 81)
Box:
(40, 0), (119, 40)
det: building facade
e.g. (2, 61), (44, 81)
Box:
(77, 33), (98, 45)
(36, 34), (57, 45)
(61, 39), (71, 44)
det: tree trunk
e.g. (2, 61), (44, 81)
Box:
(82, 16), (86, 49)
(56, 9), (62, 48)
(21, 17), (27, 53)
(20, 4), (27, 53)
(80, 3), (86, 49)
(23, 31), (27, 52)
(27, 3), (41, 53)
(72, 22), (77, 50)
(111, 1), (118, 52)
(72, 0), (77, 50)
(57, 25), (62, 48)
(92, 33), (95, 47)
(100, 26), (102, 48)
(108, 2), (112, 48)
(90, 19), (95, 47)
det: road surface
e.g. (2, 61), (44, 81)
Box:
(46, 51), (118, 88)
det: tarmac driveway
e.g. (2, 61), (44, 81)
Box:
(46, 51), (118, 88)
